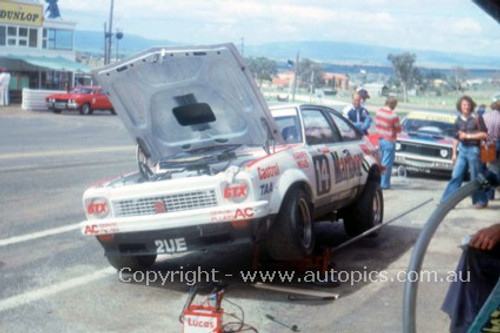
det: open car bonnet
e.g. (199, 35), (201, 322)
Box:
(92, 43), (283, 163)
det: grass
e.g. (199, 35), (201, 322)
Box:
(263, 87), (498, 116)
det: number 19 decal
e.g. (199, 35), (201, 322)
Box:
(313, 155), (331, 195)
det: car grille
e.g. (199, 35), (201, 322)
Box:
(399, 142), (450, 158)
(113, 190), (218, 217)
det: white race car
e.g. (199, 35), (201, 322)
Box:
(81, 44), (384, 270)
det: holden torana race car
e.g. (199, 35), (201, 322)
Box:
(81, 43), (383, 270)
(395, 111), (456, 175)
(45, 86), (115, 115)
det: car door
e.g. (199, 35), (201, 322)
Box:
(93, 88), (111, 109)
(324, 109), (365, 194)
(300, 106), (353, 208)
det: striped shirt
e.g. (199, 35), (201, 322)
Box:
(375, 107), (401, 141)
(483, 110), (500, 141)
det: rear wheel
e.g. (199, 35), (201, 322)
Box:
(52, 109), (61, 114)
(79, 103), (93, 115)
(106, 254), (157, 271)
(265, 187), (315, 261)
(110, 109), (117, 115)
(342, 177), (383, 237)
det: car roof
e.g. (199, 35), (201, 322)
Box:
(405, 111), (456, 123)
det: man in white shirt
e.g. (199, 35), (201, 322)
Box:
(342, 88), (370, 117)
(2, 71), (11, 106)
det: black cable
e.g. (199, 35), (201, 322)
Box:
(221, 297), (259, 333)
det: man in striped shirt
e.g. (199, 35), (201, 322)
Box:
(375, 96), (402, 189)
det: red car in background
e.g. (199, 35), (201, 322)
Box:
(45, 86), (115, 115)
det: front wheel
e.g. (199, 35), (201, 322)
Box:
(106, 254), (157, 271)
(342, 178), (384, 237)
(265, 187), (315, 261)
(79, 103), (93, 115)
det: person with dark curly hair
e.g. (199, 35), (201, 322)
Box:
(440, 95), (489, 208)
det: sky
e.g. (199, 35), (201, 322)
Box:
(52, 0), (500, 56)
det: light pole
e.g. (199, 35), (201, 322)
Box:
(292, 51), (299, 102)
(104, 0), (114, 65)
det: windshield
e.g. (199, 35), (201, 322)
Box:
(402, 118), (455, 137)
(72, 87), (93, 94)
(274, 115), (303, 144)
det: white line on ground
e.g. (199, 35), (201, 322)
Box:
(0, 224), (80, 247)
(0, 146), (134, 160)
(0, 267), (116, 312)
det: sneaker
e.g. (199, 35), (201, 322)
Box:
(474, 204), (487, 209)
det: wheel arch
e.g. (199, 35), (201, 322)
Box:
(270, 169), (314, 216)
(368, 164), (382, 183)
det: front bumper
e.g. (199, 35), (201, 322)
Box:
(96, 217), (270, 256)
(395, 153), (453, 173)
(80, 200), (269, 236)
(46, 101), (79, 110)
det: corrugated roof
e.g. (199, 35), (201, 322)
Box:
(1, 55), (89, 72)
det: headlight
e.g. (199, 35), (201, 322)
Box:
(440, 149), (449, 158)
(85, 198), (110, 219)
(395, 142), (402, 151)
(222, 180), (249, 203)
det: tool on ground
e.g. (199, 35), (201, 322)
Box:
(265, 314), (299, 332)
(330, 198), (433, 254)
(288, 294), (337, 301)
(254, 282), (339, 299)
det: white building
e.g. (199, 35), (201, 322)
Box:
(0, 0), (88, 103)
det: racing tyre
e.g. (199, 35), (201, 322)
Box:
(265, 187), (315, 261)
(342, 177), (383, 237)
(79, 103), (93, 115)
(106, 254), (157, 271)
(52, 109), (62, 114)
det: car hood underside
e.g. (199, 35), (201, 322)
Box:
(92, 43), (282, 163)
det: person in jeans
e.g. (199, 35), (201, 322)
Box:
(375, 96), (401, 189)
(440, 95), (489, 208)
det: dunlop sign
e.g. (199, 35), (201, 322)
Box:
(0, 1), (43, 27)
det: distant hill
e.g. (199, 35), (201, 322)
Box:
(74, 30), (175, 55)
(246, 41), (500, 70)
(74, 30), (500, 71)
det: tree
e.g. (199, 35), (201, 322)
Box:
(297, 58), (325, 89)
(387, 53), (416, 102)
(451, 66), (469, 93)
(245, 57), (277, 88)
